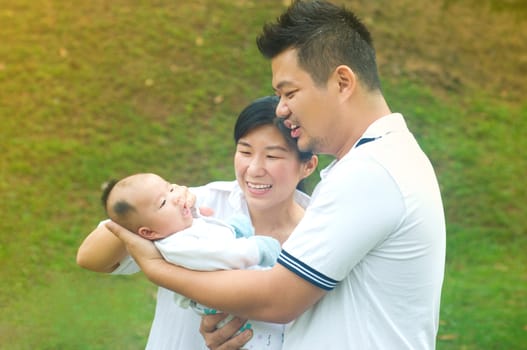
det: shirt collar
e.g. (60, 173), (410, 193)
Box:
(355, 113), (407, 145)
(320, 113), (408, 180)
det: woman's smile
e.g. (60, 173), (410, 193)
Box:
(246, 181), (272, 194)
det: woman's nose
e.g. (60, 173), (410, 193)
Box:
(247, 158), (265, 176)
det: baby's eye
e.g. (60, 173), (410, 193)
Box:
(160, 199), (166, 208)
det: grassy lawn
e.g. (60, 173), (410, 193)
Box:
(1, 1), (525, 349)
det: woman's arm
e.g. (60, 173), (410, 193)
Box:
(76, 223), (128, 273)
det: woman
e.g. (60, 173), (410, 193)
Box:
(76, 95), (318, 349)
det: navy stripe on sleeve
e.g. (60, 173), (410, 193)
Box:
(277, 250), (338, 291)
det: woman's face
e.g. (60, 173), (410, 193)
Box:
(234, 124), (310, 212)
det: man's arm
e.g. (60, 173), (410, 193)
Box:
(106, 221), (326, 323)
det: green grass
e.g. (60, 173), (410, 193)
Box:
(1, 1), (526, 349)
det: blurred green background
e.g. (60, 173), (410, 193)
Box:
(1, 1), (526, 349)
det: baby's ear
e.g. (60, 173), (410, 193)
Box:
(138, 227), (155, 239)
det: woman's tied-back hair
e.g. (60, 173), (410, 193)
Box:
(256, 0), (381, 91)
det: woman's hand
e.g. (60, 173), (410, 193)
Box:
(76, 223), (128, 273)
(200, 314), (252, 350)
(105, 221), (163, 271)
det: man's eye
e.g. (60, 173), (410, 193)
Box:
(284, 90), (296, 98)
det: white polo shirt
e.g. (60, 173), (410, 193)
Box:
(279, 113), (446, 349)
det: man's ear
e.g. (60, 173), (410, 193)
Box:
(335, 65), (356, 96)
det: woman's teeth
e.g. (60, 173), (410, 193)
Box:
(248, 183), (272, 189)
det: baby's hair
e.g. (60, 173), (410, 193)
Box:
(101, 179), (119, 212)
(100, 178), (136, 220)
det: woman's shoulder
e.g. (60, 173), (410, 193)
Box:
(294, 189), (311, 209)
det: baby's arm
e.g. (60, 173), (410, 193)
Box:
(250, 235), (281, 267)
(227, 214), (281, 267)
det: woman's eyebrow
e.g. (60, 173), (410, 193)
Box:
(237, 140), (252, 147)
(265, 145), (289, 152)
(237, 141), (288, 152)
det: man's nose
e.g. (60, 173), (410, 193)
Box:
(275, 97), (290, 118)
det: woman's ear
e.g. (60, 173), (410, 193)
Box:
(302, 155), (319, 179)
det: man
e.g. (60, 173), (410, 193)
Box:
(109, 1), (446, 348)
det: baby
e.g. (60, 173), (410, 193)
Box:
(102, 173), (280, 275)
(102, 173), (284, 349)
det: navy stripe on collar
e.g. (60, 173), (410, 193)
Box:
(355, 136), (379, 148)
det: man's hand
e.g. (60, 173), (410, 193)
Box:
(200, 313), (252, 350)
(105, 221), (163, 271)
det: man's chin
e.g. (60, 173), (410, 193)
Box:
(298, 138), (315, 153)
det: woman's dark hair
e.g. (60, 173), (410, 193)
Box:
(233, 95), (314, 191)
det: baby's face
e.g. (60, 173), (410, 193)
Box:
(131, 174), (193, 238)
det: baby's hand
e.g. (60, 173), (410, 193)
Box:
(170, 184), (196, 209)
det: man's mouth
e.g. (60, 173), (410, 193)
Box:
(290, 124), (301, 138)
(284, 120), (301, 138)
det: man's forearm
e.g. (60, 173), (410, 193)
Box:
(142, 259), (325, 323)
